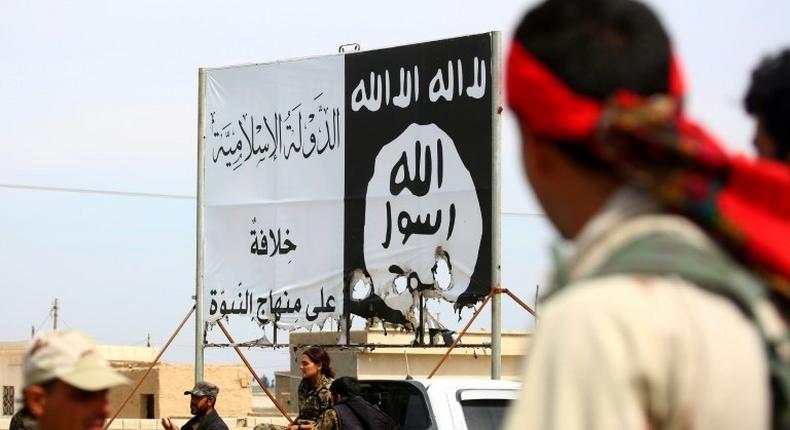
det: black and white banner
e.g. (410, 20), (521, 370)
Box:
(201, 33), (496, 331)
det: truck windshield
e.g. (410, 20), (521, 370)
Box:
(460, 399), (512, 428)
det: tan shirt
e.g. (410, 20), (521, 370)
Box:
(505, 188), (776, 430)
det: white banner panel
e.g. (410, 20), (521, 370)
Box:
(203, 56), (344, 330)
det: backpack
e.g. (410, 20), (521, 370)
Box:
(581, 231), (790, 430)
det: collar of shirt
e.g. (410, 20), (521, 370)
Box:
(549, 186), (660, 289)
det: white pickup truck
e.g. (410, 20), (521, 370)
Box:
(358, 378), (520, 430)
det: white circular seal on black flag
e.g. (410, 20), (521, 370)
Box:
(363, 123), (483, 315)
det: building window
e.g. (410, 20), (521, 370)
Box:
(141, 394), (155, 419)
(2, 386), (14, 416)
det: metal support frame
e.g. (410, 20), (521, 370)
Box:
(491, 291), (502, 379)
(204, 342), (495, 349)
(427, 287), (536, 379)
(104, 286), (532, 430)
(105, 305), (196, 430)
(215, 320), (294, 424)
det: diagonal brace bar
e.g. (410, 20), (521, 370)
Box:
(427, 289), (496, 379)
(105, 304), (196, 430)
(215, 319), (294, 424)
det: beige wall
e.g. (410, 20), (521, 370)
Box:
(276, 329), (529, 409)
(108, 363), (162, 419)
(110, 363), (252, 419)
(354, 330), (528, 380)
(273, 371), (297, 413)
(288, 328), (527, 377)
(0, 342), (26, 416)
(1, 341), (162, 416)
(356, 350), (524, 380)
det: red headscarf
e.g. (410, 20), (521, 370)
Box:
(507, 40), (790, 299)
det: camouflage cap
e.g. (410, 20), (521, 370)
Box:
(23, 330), (128, 391)
(184, 381), (219, 398)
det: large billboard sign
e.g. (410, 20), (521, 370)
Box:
(200, 33), (498, 331)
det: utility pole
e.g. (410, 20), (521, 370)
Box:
(52, 298), (59, 331)
(195, 68), (207, 384)
(490, 31), (503, 380)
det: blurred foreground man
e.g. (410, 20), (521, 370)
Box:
(161, 381), (228, 430)
(22, 330), (128, 430)
(503, 1), (790, 429)
(745, 48), (790, 163)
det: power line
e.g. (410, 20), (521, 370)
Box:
(1, 182), (547, 217)
(0, 183), (195, 201)
(34, 312), (52, 333)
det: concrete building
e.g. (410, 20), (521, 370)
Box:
(110, 362), (252, 419)
(0, 340), (251, 420)
(276, 328), (529, 413)
(0, 342), (26, 417)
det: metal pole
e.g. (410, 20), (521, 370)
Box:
(503, 289), (537, 317)
(428, 289), (495, 379)
(418, 293), (425, 345)
(491, 291), (501, 379)
(344, 276), (351, 346)
(490, 31), (503, 380)
(215, 320), (294, 424)
(195, 68), (207, 383)
(104, 305), (196, 430)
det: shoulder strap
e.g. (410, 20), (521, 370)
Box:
(587, 232), (790, 430)
(595, 232), (764, 315)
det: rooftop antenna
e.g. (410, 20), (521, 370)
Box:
(52, 298), (59, 331)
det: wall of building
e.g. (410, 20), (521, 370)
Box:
(275, 328), (529, 410)
(0, 342), (26, 416)
(356, 349), (524, 380)
(108, 364), (162, 419)
(288, 328), (527, 378)
(108, 362), (253, 419)
(0, 341), (160, 417)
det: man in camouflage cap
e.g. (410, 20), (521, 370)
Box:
(21, 330), (128, 430)
(161, 381), (228, 430)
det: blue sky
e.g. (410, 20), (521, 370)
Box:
(1, 0), (788, 378)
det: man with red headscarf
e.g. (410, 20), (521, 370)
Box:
(503, 1), (789, 429)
